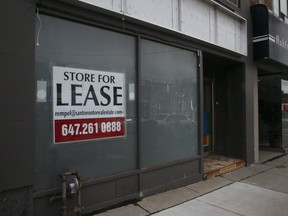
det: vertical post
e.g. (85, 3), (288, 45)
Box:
(60, 174), (67, 216)
(197, 50), (204, 177)
(137, 36), (143, 199)
(59, 171), (82, 216)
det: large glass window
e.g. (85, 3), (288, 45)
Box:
(259, 74), (282, 148)
(141, 39), (198, 167)
(259, 74), (288, 150)
(35, 15), (137, 189)
(281, 78), (288, 148)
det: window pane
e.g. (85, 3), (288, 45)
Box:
(141, 39), (198, 167)
(282, 79), (288, 148)
(259, 75), (282, 148)
(35, 15), (137, 189)
(280, 0), (288, 16)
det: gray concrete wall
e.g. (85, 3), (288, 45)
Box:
(242, 0), (259, 164)
(0, 187), (32, 216)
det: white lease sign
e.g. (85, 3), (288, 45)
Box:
(53, 66), (126, 143)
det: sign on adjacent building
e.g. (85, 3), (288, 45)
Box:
(53, 66), (126, 143)
(251, 4), (288, 68)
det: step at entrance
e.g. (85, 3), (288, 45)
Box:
(204, 153), (245, 179)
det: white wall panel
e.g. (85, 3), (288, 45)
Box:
(280, 0), (288, 16)
(181, 0), (210, 41)
(126, 0), (174, 29)
(79, 0), (123, 12)
(80, 0), (113, 10)
(78, 0), (247, 55)
(171, 0), (180, 30)
(209, 5), (217, 44)
(217, 11), (236, 51)
(274, 0), (280, 16)
(235, 19), (242, 53)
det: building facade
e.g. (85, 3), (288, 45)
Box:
(251, 0), (288, 153)
(0, 0), (267, 215)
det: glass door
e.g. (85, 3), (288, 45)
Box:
(204, 80), (214, 152)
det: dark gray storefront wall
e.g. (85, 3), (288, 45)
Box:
(0, 0), (254, 215)
(33, 9), (202, 215)
(0, 0), (35, 215)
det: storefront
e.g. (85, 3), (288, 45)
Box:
(33, 10), (202, 214)
(251, 4), (288, 153)
(1, 1), (257, 215)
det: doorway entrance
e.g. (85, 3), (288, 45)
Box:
(204, 79), (214, 153)
(202, 52), (246, 178)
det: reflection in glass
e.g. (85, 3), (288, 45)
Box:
(282, 79), (288, 148)
(259, 75), (282, 148)
(35, 15), (137, 190)
(259, 75), (288, 149)
(141, 39), (198, 167)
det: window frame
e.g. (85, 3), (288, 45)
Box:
(214, 0), (240, 12)
(279, 0), (288, 19)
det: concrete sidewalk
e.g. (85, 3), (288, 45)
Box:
(94, 153), (288, 216)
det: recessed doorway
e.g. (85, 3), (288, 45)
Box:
(202, 52), (246, 178)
